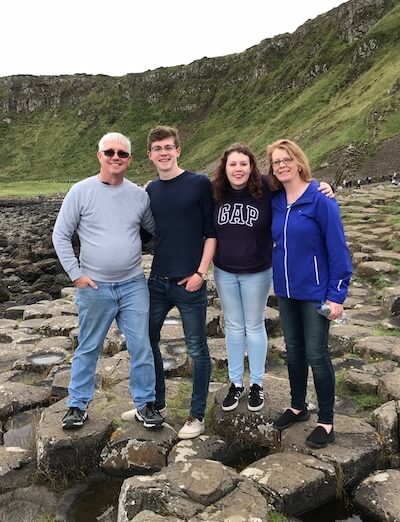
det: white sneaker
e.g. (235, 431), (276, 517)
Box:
(178, 416), (205, 439)
(121, 405), (166, 421)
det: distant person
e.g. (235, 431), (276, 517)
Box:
(268, 139), (352, 449)
(392, 172), (398, 185)
(212, 144), (334, 414)
(122, 126), (216, 440)
(52, 132), (163, 430)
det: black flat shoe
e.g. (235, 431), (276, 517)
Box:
(273, 408), (310, 430)
(306, 426), (335, 448)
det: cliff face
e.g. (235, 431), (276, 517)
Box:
(0, 0), (399, 187)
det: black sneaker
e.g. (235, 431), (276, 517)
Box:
(62, 407), (88, 429)
(306, 426), (335, 448)
(248, 384), (264, 411)
(273, 408), (310, 430)
(222, 384), (245, 412)
(135, 403), (164, 428)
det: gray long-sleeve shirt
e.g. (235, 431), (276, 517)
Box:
(52, 175), (154, 282)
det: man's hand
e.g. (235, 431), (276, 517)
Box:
(178, 273), (204, 292)
(73, 276), (98, 289)
(318, 181), (334, 198)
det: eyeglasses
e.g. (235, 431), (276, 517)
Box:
(102, 149), (130, 159)
(149, 145), (177, 153)
(271, 157), (294, 167)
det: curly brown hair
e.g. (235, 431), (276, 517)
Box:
(212, 143), (263, 203)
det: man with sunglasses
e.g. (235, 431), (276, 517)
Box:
(52, 132), (163, 430)
(122, 126), (216, 440)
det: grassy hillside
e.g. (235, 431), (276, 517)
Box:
(0, 0), (399, 196)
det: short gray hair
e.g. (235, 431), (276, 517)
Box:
(98, 132), (131, 154)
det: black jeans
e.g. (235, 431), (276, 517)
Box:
(278, 297), (334, 424)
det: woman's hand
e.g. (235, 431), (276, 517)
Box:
(326, 300), (344, 321)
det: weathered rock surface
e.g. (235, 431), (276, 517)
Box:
(241, 451), (336, 515)
(100, 422), (177, 475)
(118, 459), (269, 522)
(0, 183), (399, 520)
(279, 414), (382, 488)
(353, 469), (400, 521)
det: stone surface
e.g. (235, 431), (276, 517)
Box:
(377, 368), (400, 401)
(354, 336), (400, 362)
(168, 435), (237, 466)
(241, 451), (336, 515)
(118, 459), (269, 522)
(36, 398), (114, 478)
(353, 469), (400, 522)
(100, 423), (177, 475)
(279, 414), (382, 489)
(0, 485), (58, 521)
(371, 400), (400, 454)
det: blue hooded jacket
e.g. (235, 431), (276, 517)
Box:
(272, 180), (352, 304)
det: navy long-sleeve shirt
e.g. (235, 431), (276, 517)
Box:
(146, 170), (216, 277)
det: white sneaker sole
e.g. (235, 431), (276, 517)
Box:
(134, 411), (164, 429)
(178, 425), (205, 439)
(121, 406), (167, 421)
(247, 401), (264, 412)
(221, 389), (246, 412)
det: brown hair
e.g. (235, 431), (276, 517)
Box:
(266, 139), (312, 191)
(213, 143), (263, 203)
(147, 126), (180, 150)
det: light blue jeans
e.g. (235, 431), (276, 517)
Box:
(68, 275), (156, 411)
(214, 266), (273, 386)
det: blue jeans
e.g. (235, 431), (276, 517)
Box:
(278, 297), (334, 424)
(68, 275), (156, 411)
(148, 274), (211, 419)
(214, 266), (273, 386)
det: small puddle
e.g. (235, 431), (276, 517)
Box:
(3, 410), (40, 449)
(27, 353), (65, 366)
(64, 472), (123, 522)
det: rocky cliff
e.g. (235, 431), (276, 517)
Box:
(0, 0), (399, 189)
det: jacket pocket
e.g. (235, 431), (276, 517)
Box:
(313, 256), (320, 285)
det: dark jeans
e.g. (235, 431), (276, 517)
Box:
(148, 274), (211, 419)
(278, 297), (334, 424)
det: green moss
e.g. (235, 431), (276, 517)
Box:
(269, 512), (290, 522)
(336, 371), (386, 411)
(371, 327), (400, 337)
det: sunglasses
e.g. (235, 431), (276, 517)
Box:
(102, 149), (130, 159)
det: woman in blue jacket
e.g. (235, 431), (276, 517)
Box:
(267, 139), (352, 449)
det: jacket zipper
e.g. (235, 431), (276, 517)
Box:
(283, 205), (291, 297)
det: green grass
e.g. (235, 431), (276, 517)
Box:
(211, 364), (229, 383)
(336, 371), (386, 411)
(0, 180), (73, 197)
(0, 1), (399, 194)
(269, 512), (289, 522)
(371, 327), (400, 337)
